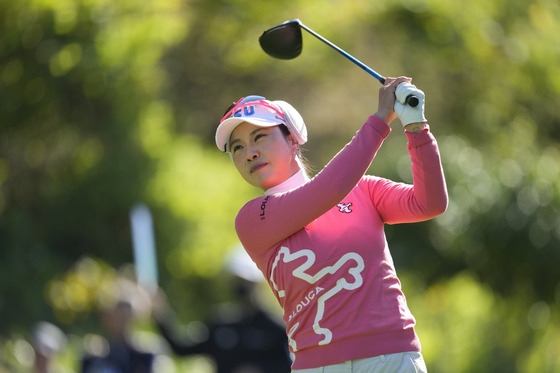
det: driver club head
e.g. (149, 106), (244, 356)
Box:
(259, 19), (303, 60)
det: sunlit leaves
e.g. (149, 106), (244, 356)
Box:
(0, 0), (192, 337)
(46, 257), (117, 323)
(49, 43), (82, 76)
(416, 273), (496, 371)
(147, 135), (259, 278)
(138, 100), (175, 158)
(72, 138), (104, 176)
(1, 59), (24, 86)
(1, 0), (560, 371)
(404, 271), (560, 372)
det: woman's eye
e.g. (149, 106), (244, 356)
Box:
(255, 134), (266, 141)
(232, 145), (243, 153)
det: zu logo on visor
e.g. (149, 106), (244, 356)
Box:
(233, 106), (255, 117)
(220, 99), (284, 124)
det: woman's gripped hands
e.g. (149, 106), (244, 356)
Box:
(374, 76), (412, 125)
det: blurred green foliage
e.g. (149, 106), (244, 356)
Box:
(1, 0), (559, 371)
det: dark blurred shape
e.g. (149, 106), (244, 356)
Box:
(81, 279), (158, 373)
(152, 248), (292, 373)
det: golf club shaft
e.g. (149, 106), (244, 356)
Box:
(299, 23), (384, 83)
(299, 23), (418, 107)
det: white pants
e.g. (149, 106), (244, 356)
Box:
(292, 352), (428, 373)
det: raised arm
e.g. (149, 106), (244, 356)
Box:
(235, 115), (391, 252)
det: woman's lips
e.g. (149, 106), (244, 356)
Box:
(250, 162), (268, 173)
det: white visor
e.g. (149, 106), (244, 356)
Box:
(216, 97), (307, 152)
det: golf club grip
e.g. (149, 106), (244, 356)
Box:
(405, 95), (419, 107)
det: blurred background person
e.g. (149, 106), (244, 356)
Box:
(151, 247), (292, 373)
(31, 321), (67, 373)
(81, 278), (159, 373)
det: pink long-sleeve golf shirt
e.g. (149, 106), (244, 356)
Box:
(235, 115), (448, 369)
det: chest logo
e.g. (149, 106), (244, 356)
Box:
(337, 202), (353, 213)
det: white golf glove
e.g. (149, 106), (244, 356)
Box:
(394, 82), (427, 126)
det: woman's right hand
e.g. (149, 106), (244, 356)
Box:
(374, 76), (412, 124)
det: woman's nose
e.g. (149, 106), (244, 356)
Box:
(246, 148), (259, 161)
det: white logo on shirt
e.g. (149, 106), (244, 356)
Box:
(337, 202), (353, 213)
(270, 247), (365, 351)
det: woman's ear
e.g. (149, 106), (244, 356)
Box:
(287, 134), (299, 154)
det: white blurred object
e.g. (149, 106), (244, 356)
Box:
(225, 245), (264, 282)
(32, 321), (67, 358)
(130, 203), (158, 292)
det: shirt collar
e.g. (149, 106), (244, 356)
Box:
(264, 169), (310, 195)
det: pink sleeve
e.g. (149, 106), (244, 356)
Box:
(235, 115), (391, 254)
(369, 126), (448, 224)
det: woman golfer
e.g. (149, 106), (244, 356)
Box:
(215, 77), (448, 372)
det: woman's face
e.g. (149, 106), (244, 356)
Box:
(229, 122), (300, 190)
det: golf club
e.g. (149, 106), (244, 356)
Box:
(259, 19), (419, 107)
